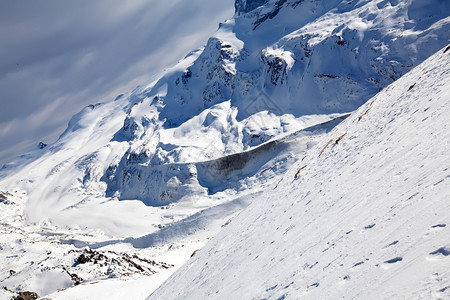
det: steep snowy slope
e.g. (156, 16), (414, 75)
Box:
(149, 45), (450, 299)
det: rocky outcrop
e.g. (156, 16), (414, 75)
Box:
(235, 0), (271, 15)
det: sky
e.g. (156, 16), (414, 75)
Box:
(0, 0), (234, 166)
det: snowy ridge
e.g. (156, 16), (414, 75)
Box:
(149, 45), (450, 299)
(107, 113), (347, 206)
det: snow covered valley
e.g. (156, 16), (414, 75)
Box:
(1, 0), (450, 299)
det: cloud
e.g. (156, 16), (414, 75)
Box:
(0, 0), (234, 166)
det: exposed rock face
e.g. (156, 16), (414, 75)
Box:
(12, 291), (39, 300)
(235, 0), (270, 15)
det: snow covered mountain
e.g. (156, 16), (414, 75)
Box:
(150, 42), (450, 300)
(1, 0), (449, 298)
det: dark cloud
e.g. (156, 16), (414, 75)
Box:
(0, 0), (234, 166)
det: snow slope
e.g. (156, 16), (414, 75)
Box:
(149, 45), (450, 299)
